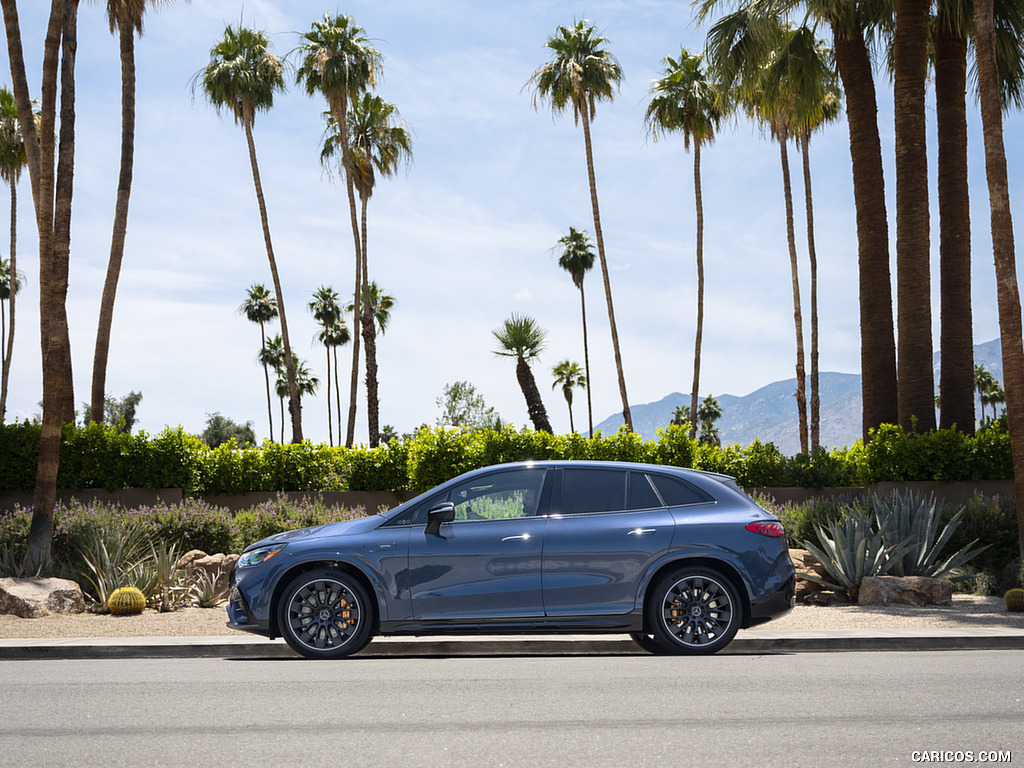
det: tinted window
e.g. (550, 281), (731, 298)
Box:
(649, 473), (713, 507)
(560, 469), (626, 514)
(627, 472), (663, 510)
(446, 468), (546, 521)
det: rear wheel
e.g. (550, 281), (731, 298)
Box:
(646, 567), (741, 655)
(278, 569), (374, 659)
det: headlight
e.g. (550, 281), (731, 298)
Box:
(238, 544), (286, 568)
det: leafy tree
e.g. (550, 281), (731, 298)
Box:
(201, 412), (257, 449)
(436, 381), (502, 431)
(296, 13), (381, 449)
(644, 48), (721, 443)
(528, 20), (632, 431)
(555, 226), (595, 436)
(240, 283), (278, 442)
(81, 390), (142, 433)
(91, 0), (178, 426)
(196, 24), (302, 443)
(492, 314), (552, 433)
(551, 360), (586, 434)
(0, 86), (27, 424)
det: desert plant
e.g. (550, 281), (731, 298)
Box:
(188, 571), (228, 608)
(800, 512), (910, 598)
(107, 586), (146, 615)
(150, 539), (183, 612)
(872, 491), (987, 578)
(75, 524), (150, 609)
(1004, 588), (1024, 612)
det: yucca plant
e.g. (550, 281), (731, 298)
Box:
(150, 539), (183, 612)
(872, 491), (987, 578)
(800, 512), (910, 598)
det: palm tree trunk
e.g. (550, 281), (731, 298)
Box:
(324, 342), (332, 446)
(974, 0), (1024, 560)
(935, 19), (974, 434)
(831, 18), (898, 439)
(243, 121), (301, 443)
(579, 285), (593, 436)
(779, 133), (809, 454)
(689, 142), (704, 443)
(566, 392), (575, 434)
(517, 357), (552, 433)
(259, 323), (273, 442)
(579, 108), (631, 431)
(53, 0), (77, 426)
(0, 180), (16, 420)
(23, 0), (72, 565)
(893, 0), (936, 432)
(91, 23), (135, 426)
(333, 344), (342, 441)
(799, 130), (820, 452)
(359, 195), (380, 448)
(329, 96), (363, 449)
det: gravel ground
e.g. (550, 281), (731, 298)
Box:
(1, 595), (1022, 639)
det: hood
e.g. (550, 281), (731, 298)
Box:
(250, 514), (384, 549)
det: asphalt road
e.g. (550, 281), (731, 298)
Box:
(1, 651), (1021, 767)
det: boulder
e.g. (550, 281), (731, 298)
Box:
(858, 576), (954, 607)
(179, 552), (239, 594)
(0, 577), (86, 618)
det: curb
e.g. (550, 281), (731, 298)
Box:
(3, 630), (1024, 660)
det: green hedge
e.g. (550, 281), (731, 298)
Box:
(0, 419), (1014, 496)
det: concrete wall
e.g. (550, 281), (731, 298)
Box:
(750, 480), (1016, 507)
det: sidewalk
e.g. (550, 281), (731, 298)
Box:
(3, 626), (1024, 660)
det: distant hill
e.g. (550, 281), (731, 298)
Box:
(593, 338), (1003, 455)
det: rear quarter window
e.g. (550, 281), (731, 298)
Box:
(649, 473), (714, 507)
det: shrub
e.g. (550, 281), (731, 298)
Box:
(229, 495), (366, 552)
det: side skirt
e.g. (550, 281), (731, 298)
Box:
(380, 612), (645, 637)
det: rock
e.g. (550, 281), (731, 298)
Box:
(181, 553), (239, 594)
(858, 576), (954, 607)
(176, 549), (210, 571)
(0, 577), (86, 618)
(804, 589), (850, 606)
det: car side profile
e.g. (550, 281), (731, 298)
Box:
(227, 460), (795, 658)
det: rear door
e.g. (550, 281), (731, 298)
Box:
(541, 467), (676, 616)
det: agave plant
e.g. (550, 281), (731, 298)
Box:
(76, 525), (151, 610)
(872, 491), (988, 578)
(800, 512), (910, 598)
(188, 571), (228, 608)
(150, 539), (184, 612)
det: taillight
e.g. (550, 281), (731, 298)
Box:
(746, 521), (786, 537)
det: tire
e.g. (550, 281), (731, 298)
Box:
(646, 567), (742, 655)
(278, 568), (374, 659)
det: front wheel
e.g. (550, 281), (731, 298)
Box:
(646, 567), (741, 655)
(278, 569), (374, 659)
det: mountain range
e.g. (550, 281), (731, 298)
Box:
(593, 338), (1005, 455)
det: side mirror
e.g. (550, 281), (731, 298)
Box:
(424, 502), (456, 536)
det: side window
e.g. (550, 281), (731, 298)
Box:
(627, 472), (663, 510)
(560, 469), (626, 515)
(446, 469), (546, 522)
(649, 473), (714, 507)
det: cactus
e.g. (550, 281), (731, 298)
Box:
(1004, 588), (1024, 613)
(107, 586), (146, 615)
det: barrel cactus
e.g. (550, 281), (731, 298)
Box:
(1005, 588), (1024, 613)
(107, 586), (146, 615)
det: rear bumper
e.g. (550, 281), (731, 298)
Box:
(746, 574), (796, 627)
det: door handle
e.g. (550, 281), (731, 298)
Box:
(628, 528), (656, 536)
(501, 534), (532, 542)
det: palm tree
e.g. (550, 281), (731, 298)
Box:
(980, 381), (1006, 423)
(644, 48), (721, 443)
(261, 334), (285, 441)
(308, 285), (344, 446)
(0, 257), (23, 420)
(90, 0), (177, 426)
(296, 13), (382, 449)
(974, 364), (997, 422)
(323, 91), (411, 448)
(239, 283), (278, 442)
(197, 24), (301, 443)
(697, 394), (724, 446)
(319, 320), (350, 446)
(893, 0), (936, 433)
(975, 0), (1024, 559)
(551, 360), (586, 434)
(670, 404), (689, 427)
(275, 357), (319, 443)
(555, 226), (595, 435)
(2, 0), (80, 564)
(528, 20), (632, 431)
(0, 86), (26, 423)
(492, 313), (553, 433)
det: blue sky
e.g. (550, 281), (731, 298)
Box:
(1, 0), (1020, 445)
